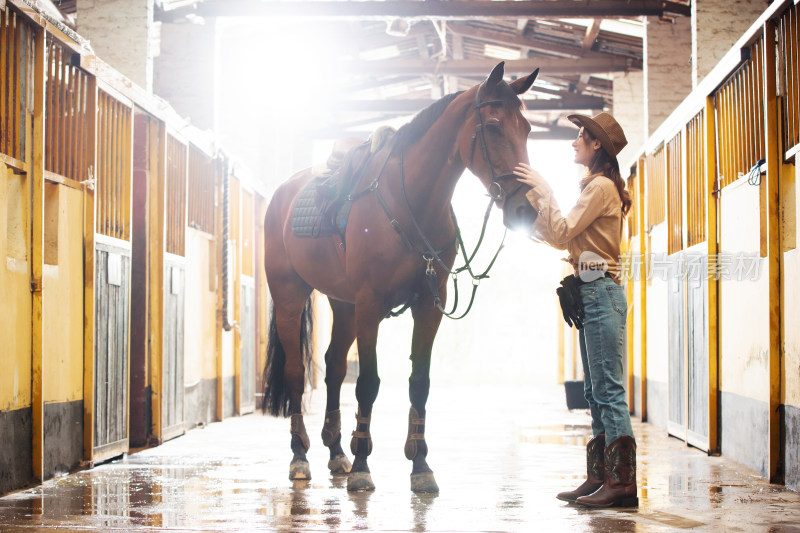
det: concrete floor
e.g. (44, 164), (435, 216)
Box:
(1, 382), (799, 532)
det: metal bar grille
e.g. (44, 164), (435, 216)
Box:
(44, 36), (89, 181)
(779, 3), (799, 156)
(714, 36), (765, 188)
(667, 132), (683, 255)
(646, 146), (666, 229)
(0, 6), (33, 162)
(187, 144), (215, 234)
(686, 110), (706, 247)
(96, 90), (132, 241)
(166, 134), (187, 256)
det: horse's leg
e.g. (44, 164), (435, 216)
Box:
(321, 298), (356, 475)
(404, 293), (445, 493)
(347, 296), (383, 492)
(263, 187), (317, 481)
(272, 284), (314, 480)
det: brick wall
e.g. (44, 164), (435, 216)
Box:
(644, 16), (692, 137)
(76, 0), (154, 92)
(692, 0), (766, 87)
(154, 20), (217, 131)
(612, 70), (645, 170)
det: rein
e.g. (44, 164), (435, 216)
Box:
(395, 152), (505, 320)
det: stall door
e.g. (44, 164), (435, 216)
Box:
(687, 252), (709, 448)
(162, 258), (185, 440)
(161, 135), (188, 440)
(667, 252), (686, 441)
(92, 90), (133, 461)
(93, 243), (131, 461)
(240, 276), (256, 414)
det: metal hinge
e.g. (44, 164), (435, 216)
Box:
(711, 175), (722, 197)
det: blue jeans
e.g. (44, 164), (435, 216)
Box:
(578, 276), (634, 445)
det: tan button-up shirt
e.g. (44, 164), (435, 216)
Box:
(524, 172), (624, 282)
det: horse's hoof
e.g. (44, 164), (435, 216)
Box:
(328, 454), (352, 475)
(410, 472), (439, 493)
(347, 471), (375, 492)
(289, 460), (311, 480)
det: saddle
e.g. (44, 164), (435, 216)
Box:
(317, 126), (396, 221)
(291, 127), (396, 244)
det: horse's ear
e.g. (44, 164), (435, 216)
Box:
(510, 68), (539, 95)
(486, 62), (505, 87)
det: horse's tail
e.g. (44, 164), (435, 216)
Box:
(262, 297), (315, 417)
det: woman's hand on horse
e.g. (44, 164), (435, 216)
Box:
(513, 163), (545, 188)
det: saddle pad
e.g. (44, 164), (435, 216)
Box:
(291, 178), (352, 240)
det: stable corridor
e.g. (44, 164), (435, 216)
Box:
(1, 382), (798, 532)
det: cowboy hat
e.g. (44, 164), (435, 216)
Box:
(567, 112), (628, 158)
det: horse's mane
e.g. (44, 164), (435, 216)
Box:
(393, 91), (465, 150)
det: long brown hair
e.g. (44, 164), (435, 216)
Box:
(584, 129), (632, 216)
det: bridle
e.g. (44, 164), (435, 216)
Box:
(468, 82), (526, 207)
(346, 83), (528, 319)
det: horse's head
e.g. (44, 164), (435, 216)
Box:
(458, 62), (539, 233)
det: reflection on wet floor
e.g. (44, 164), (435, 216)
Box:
(1, 382), (799, 532)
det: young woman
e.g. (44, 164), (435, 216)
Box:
(513, 112), (637, 508)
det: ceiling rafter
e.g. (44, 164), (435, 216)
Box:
(62, 0), (681, 140)
(319, 94), (606, 114)
(447, 21), (627, 62)
(575, 19), (602, 94)
(156, 0), (691, 22)
(161, 0), (671, 139)
(333, 57), (635, 77)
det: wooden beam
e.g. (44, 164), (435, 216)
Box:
(82, 75), (98, 464)
(214, 157), (226, 422)
(446, 21), (638, 66)
(350, 21), (432, 51)
(575, 20), (602, 93)
(581, 19), (602, 54)
(31, 24), (46, 484)
(322, 95), (605, 114)
(232, 177), (242, 416)
(157, 0), (691, 22)
(147, 117), (167, 445)
(762, 19), (782, 483)
(704, 96), (719, 455)
(304, 121), (578, 141)
(528, 128), (579, 140)
(335, 57), (634, 77)
(637, 156), (647, 422)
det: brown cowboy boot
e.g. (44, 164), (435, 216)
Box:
(556, 434), (605, 502)
(576, 435), (638, 508)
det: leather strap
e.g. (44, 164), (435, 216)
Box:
(290, 413), (311, 451)
(321, 409), (342, 447)
(350, 409), (373, 456)
(404, 407), (426, 459)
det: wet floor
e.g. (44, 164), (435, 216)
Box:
(1, 382), (799, 532)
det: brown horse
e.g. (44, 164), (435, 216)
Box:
(263, 62), (539, 493)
